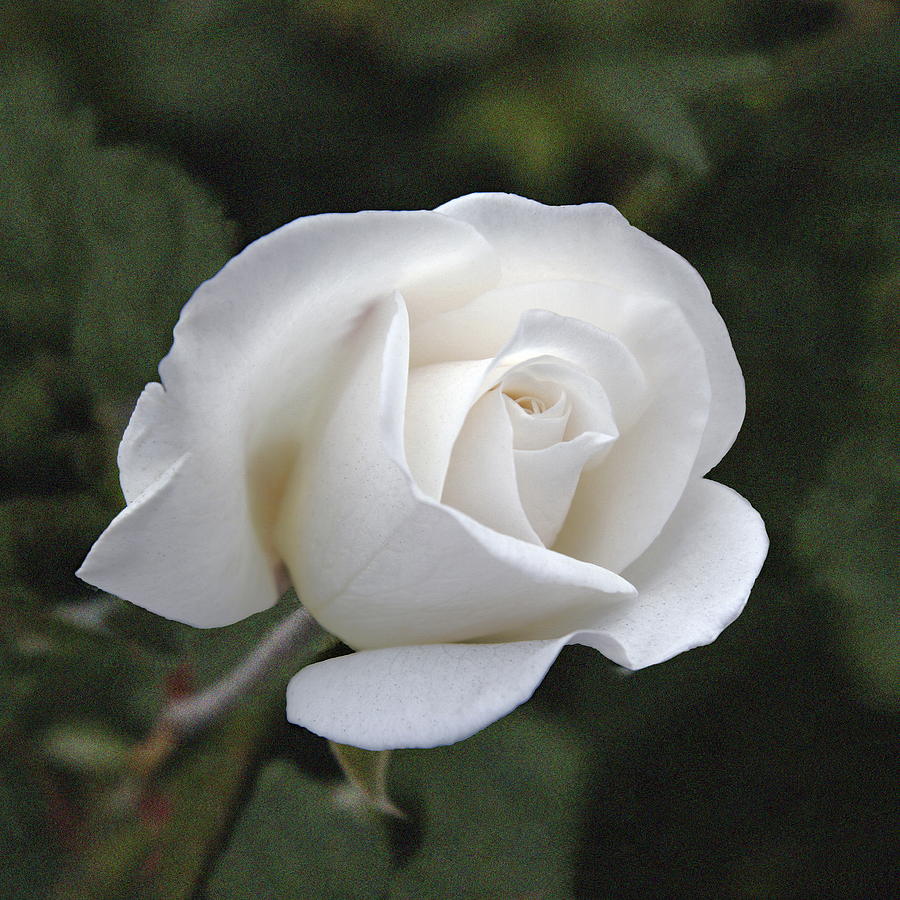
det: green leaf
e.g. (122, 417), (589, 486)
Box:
(205, 760), (392, 900)
(388, 707), (588, 899)
(0, 51), (234, 406)
(70, 147), (235, 402)
(0, 56), (94, 357)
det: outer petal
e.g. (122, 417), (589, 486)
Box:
(78, 451), (284, 628)
(507, 478), (767, 666)
(436, 192), (744, 475)
(79, 210), (498, 626)
(275, 293), (634, 650)
(286, 639), (571, 750)
(286, 477), (767, 750)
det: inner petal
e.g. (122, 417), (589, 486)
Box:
(419, 290), (711, 570)
(516, 431), (614, 547)
(441, 387), (542, 545)
(501, 372), (570, 450)
(476, 305), (649, 433)
(498, 356), (619, 452)
(438, 310), (643, 549)
(404, 358), (494, 500)
(406, 306), (646, 513)
(443, 352), (621, 548)
(274, 291), (635, 651)
(498, 357), (619, 546)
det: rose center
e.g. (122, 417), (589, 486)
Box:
(500, 376), (567, 421)
(512, 394), (546, 414)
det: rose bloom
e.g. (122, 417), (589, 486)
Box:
(79, 193), (767, 750)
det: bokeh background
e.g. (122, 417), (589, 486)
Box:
(2, 1), (897, 897)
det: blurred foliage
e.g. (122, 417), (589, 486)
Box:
(795, 265), (899, 707)
(388, 710), (588, 898)
(1, 0), (897, 897)
(0, 53), (234, 402)
(0, 47), (234, 617)
(206, 759), (393, 900)
(0, 756), (58, 899)
(210, 707), (588, 899)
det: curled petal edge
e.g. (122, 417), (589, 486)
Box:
(287, 477), (767, 750)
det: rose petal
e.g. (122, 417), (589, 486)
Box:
(496, 356), (620, 547)
(79, 210), (498, 625)
(499, 356), (617, 446)
(412, 312), (632, 547)
(77, 453), (281, 626)
(515, 432), (613, 547)
(408, 305), (645, 514)
(436, 192), (744, 474)
(552, 290), (711, 571)
(442, 387), (542, 544)
(502, 387), (570, 450)
(404, 359), (494, 500)
(417, 297), (648, 433)
(286, 638), (571, 750)
(285, 479), (766, 749)
(505, 478), (766, 665)
(275, 293), (634, 650)
(418, 281), (711, 571)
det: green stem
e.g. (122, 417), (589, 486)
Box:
(162, 606), (327, 737)
(53, 609), (340, 900)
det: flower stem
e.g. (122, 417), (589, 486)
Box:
(160, 605), (328, 738)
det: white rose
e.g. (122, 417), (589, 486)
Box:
(78, 193), (767, 750)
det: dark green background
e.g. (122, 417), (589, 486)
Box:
(1, 2), (896, 897)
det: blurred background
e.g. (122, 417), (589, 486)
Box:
(1, 1), (897, 897)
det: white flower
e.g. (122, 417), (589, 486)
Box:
(78, 193), (768, 750)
